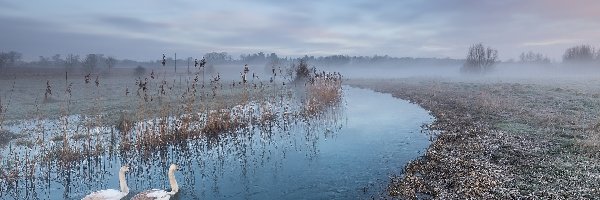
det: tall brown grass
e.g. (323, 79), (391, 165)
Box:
(303, 72), (343, 116)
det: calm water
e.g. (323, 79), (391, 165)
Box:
(3, 86), (433, 199)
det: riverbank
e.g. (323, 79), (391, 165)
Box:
(348, 78), (600, 199)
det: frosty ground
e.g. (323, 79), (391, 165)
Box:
(349, 78), (600, 199)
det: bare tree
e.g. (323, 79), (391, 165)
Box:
(0, 54), (6, 69)
(519, 51), (550, 64)
(106, 56), (117, 72)
(0, 51), (22, 69)
(204, 52), (231, 64)
(563, 45), (595, 63)
(51, 54), (63, 67)
(83, 54), (98, 73)
(266, 53), (281, 73)
(65, 54), (80, 71)
(461, 43), (498, 74)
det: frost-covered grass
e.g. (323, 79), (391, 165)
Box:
(349, 78), (600, 199)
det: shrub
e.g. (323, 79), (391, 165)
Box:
(295, 59), (311, 81)
(134, 65), (146, 76)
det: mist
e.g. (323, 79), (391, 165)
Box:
(4, 50), (600, 81)
(3, 1), (600, 199)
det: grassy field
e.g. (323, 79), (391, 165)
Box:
(349, 78), (600, 199)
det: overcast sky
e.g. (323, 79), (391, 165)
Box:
(1, 0), (599, 61)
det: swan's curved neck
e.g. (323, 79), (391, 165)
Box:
(168, 168), (179, 194)
(118, 169), (129, 194)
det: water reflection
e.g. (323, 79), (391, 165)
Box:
(1, 86), (433, 200)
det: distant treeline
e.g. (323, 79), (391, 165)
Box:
(0, 51), (464, 71)
(236, 52), (462, 67)
(2, 44), (599, 72)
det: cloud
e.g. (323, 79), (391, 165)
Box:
(522, 39), (581, 47)
(0, 16), (184, 61)
(0, 0), (18, 10)
(2, 0), (600, 60)
(99, 16), (169, 31)
(418, 45), (452, 52)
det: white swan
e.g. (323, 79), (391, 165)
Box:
(82, 165), (130, 200)
(131, 164), (179, 200)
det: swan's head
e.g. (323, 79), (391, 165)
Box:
(169, 164), (178, 171)
(120, 165), (130, 172)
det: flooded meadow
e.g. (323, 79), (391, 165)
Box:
(0, 67), (433, 199)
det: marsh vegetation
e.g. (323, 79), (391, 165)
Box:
(0, 58), (348, 199)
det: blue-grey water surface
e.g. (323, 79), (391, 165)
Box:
(5, 86), (433, 199)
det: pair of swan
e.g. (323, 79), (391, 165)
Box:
(82, 164), (179, 200)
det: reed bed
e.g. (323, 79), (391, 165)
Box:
(303, 72), (343, 116)
(0, 60), (344, 199)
